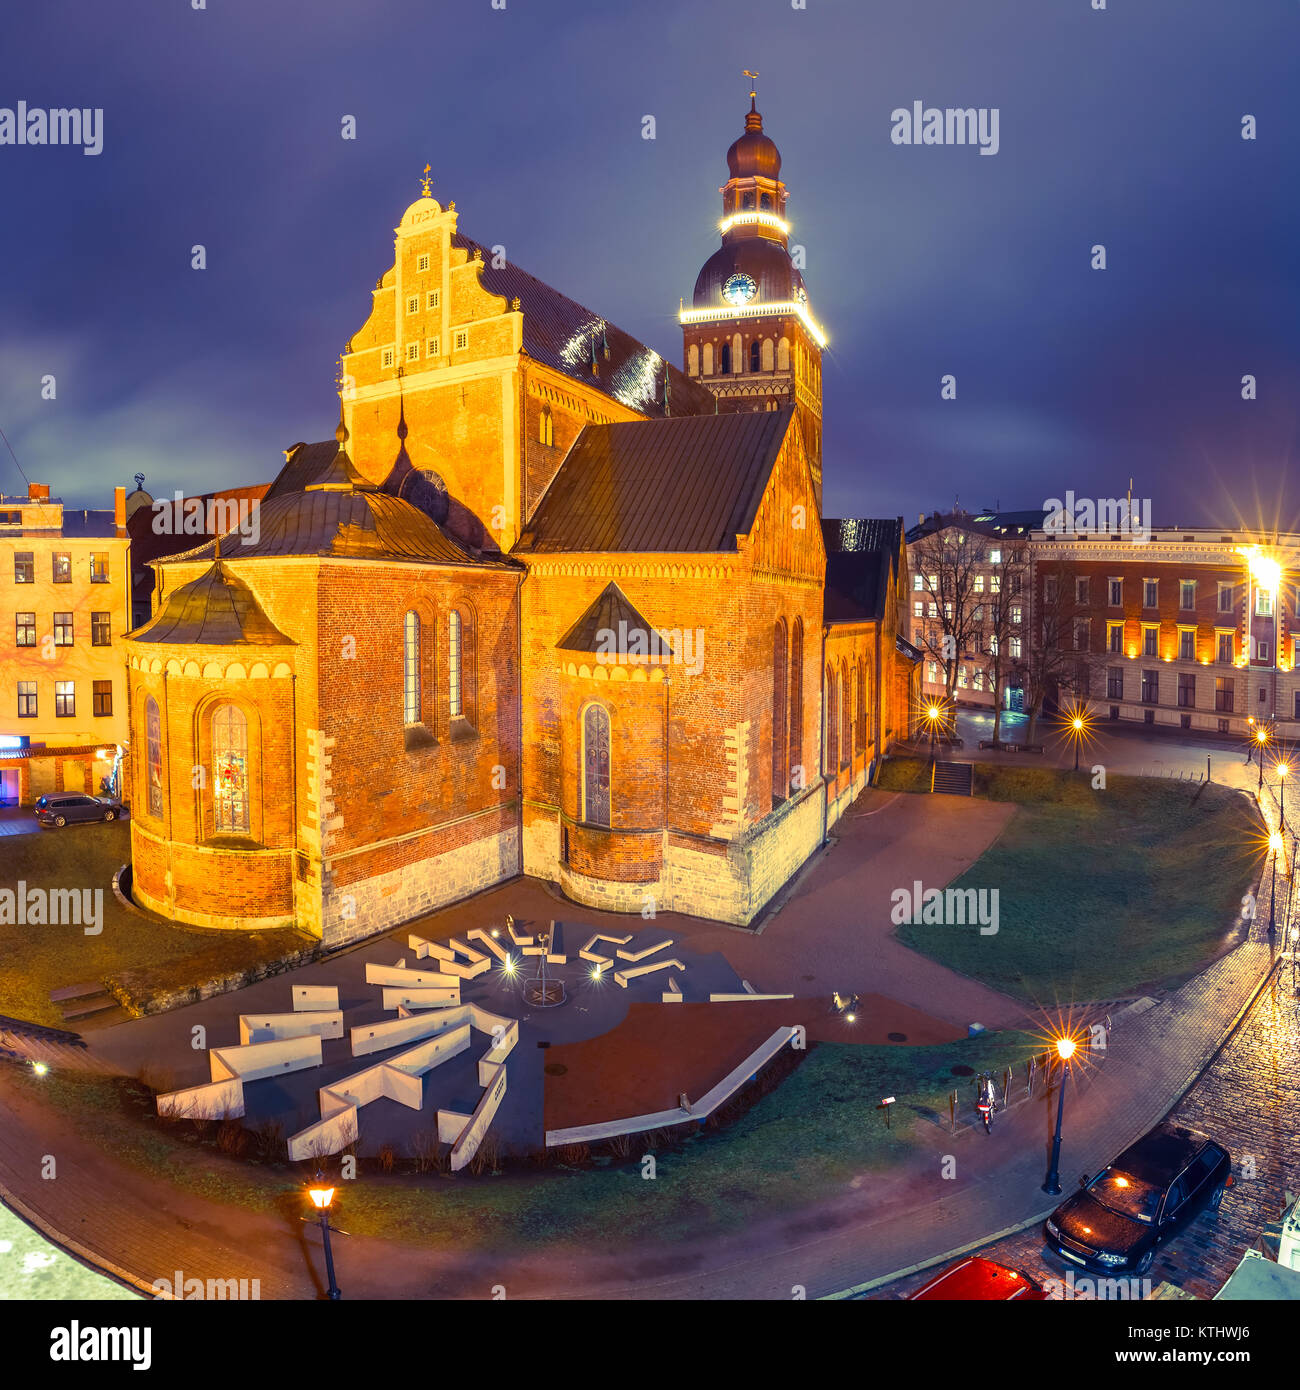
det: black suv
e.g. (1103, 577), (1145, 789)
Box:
(1045, 1124), (1231, 1276)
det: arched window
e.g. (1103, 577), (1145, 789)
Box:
(448, 610), (463, 719)
(825, 668), (839, 775)
(789, 618), (803, 791)
(687, 344), (699, 377)
(760, 191), (772, 210)
(841, 660), (851, 767)
(772, 620), (788, 806)
(777, 336), (790, 372)
(403, 610), (420, 725)
(732, 332), (743, 373)
(857, 665), (868, 751)
(582, 704), (611, 827)
(761, 338), (774, 372)
(742, 191), (755, 210)
(145, 696), (162, 818)
(539, 407), (554, 447)
(749, 340), (761, 372)
(719, 342), (730, 375)
(212, 703), (249, 834)
(703, 342), (714, 375)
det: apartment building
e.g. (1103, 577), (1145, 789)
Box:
(0, 482), (132, 805)
(1032, 527), (1298, 737)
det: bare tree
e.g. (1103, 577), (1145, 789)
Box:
(912, 520), (995, 702)
(985, 542), (1031, 744)
(1013, 558), (1089, 745)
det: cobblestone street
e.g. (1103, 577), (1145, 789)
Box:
(876, 958), (1300, 1299)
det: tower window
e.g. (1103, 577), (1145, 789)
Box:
(417, 254), (430, 272)
(760, 192), (772, 210)
(720, 342), (731, 374)
(742, 191), (755, 210)
(749, 340), (761, 372)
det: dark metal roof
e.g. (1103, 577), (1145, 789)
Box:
(518, 406), (795, 554)
(130, 560), (293, 646)
(264, 441), (339, 502)
(557, 582), (675, 658)
(822, 517), (904, 625)
(166, 470), (515, 569)
(906, 509), (1047, 544)
(452, 234), (716, 419)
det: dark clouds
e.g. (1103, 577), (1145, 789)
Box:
(1, 0), (1296, 527)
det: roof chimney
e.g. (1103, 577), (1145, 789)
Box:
(114, 485), (126, 534)
(28, 482), (50, 501)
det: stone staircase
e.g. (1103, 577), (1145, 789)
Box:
(0, 1014), (119, 1074)
(931, 761), (973, 796)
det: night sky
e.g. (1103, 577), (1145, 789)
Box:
(3, 0), (1297, 530)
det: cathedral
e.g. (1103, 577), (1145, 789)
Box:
(123, 97), (920, 943)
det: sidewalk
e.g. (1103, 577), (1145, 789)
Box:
(0, 902), (1278, 1300)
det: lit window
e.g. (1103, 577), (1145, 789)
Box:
(1010, 637), (1022, 659)
(448, 610), (462, 718)
(403, 611), (420, 725)
(989, 549), (1001, 564)
(15, 612), (35, 647)
(212, 704), (250, 834)
(1256, 586), (1274, 617)
(53, 612), (73, 646)
(55, 680), (74, 717)
(52, 552), (71, 583)
(90, 552), (108, 583)
(17, 680), (36, 717)
(146, 697), (162, 816)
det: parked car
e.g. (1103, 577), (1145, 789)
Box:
(909, 1255), (1047, 1300)
(34, 794), (124, 828)
(1045, 1124), (1231, 1276)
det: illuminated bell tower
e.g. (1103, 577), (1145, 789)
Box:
(681, 75), (825, 508)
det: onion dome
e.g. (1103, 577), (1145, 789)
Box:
(693, 239), (804, 308)
(726, 100), (781, 180)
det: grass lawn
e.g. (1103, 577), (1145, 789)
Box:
(879, 759), (1260, 1002)
(0, 823), (312, 1026)
(12, 1028), (1038, 1252)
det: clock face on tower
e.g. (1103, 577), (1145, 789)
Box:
(722, 272), (757, 307)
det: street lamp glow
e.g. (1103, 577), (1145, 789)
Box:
(926, 706), (941, 722)
(1072, 717), (1083, 732)
(32, 1061), (48, 1077)
(1270, 832), (1284, 853)
(1279, 763), (1290, 779)
(1055, 1037), (1076, 1060)
(1257, 729), (1270, 745)
(308, 1185), (335, 1210)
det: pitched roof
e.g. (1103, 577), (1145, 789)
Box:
(518, 406), (794, 555)
(452, 234), (717, 419)
(822, 517), (904, 625)
(129, 560), (294, 646)
(556, 582), (675, 658)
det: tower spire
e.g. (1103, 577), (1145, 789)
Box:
(743, 69), (759, 111)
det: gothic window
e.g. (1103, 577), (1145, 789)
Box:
(761, 338), (774, 372)
(857, 663), (868, 751)
(146, 696), (163, 818)
(720, 342), (731, 374)
(403, 610), (421, 724)
(212, 703), (249, 835)
(582, 704), (611, 827)
(687, 344), (699, 377)
(789, 618), (804, 792)
(448, 610), (463, 718)
(825, 666), (839, 775)
(749, 340), (761, 372)
(703, 342), (714, 375)
(777, 336), (790, 372)
(772, 620), (788, 806)
(540, 407), (554, 447)
(840, 660), (851, 767)
(732, 333), (742, 373)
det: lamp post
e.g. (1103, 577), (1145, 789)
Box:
(1071, 715), (1084, 772)
(308, 1179), (342, 1300)
(926, 704), (941, 762)
(1268, 831), (1283, 940)
(1042, 1036), (1076, 1196)
(1257, 729), (1270, 790)
(1279, 762), (1289, 826)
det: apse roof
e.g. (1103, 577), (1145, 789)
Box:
(129, 559), (293, 646)
(517, 406), (794, 554)
(556, 581), (676, 658)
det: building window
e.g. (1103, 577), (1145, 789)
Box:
(1010, 603), (1022, 625)
(1178, 629), (1195, 661)
(1075, 577), (1088, 604)
(540, 407), (554, 447)
(427, 290), (439, 309)
(53, 612), (73, 646)
(856, 663), (867, 751)
(1141, 669), (1159, 704)
(749, 340), (760, 372)
(1073, 618), (1090, 651)
(1107, 622), (1123, 654)
(212, 703), (250, 835)
(1109, 578), (1122, 606)
(1258, 641), (1271, 663)
(93, 680), (112, 717)
(90, 552), (108, 583)
(52, 552), (71, 583)
(772, 621), (788, 805)
(582, 704), (611, 828)
(91, 612), (111, 646)
(448, 610), (463, 718)
(1143, 579), (1158, 608)
(1217, 582), (1234, 613)
(989, 633), (999, 657)
(1180, 580), (1196, 610)
(1217, 632), (1234, 664)
(454, 329), (468, 351)
(416, 254), (430, 272)
(840, 660), (851, 767)
(1256, 585), (1274, 617)
(15, 612), (35, 647)
(1010, 636), (1022, 660)
(403, 611), (421, 725)
(55, 680), (74, 717)
(427, 337), (440, 356)
(1045, 576), (1058, 603)
(1216, 677), (1235, 713)
(381, 348), (395, 368)
(146, 697), (163, 817)
(1142, 625), (1158, 657)
(406, 343), (419, 362)
(973, 574), (985, 594)
(1177, 672), (1196, 708)
(824, 667), (839, 775)
(1107, 666), (1123, 700)
(913, 574), (924, 591)
(14, 551), (33, 583)
(989, 549), (1002, 565)
(17, 680), (36, 717)
(407, 295), (419, 314)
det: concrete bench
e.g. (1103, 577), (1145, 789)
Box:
(507, 920), (534, 948)
(467, 928), (510, 963)
(661, 977), (683, 1003)
(615, 958), (685, 988)
(616, 938), (673, 963)
(581, 932), (630, 965)
(448, 936), (487, 964)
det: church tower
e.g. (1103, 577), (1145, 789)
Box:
(681, 80), (825, 508)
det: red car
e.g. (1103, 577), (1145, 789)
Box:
(909, 1256), (1048, 1300)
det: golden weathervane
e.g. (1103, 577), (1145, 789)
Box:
(420, 163), (432, 197)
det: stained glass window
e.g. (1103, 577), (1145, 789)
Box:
(213, 704), (249, 834)
(583, 704), (610, 827)
(146, 697), (163, 818)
